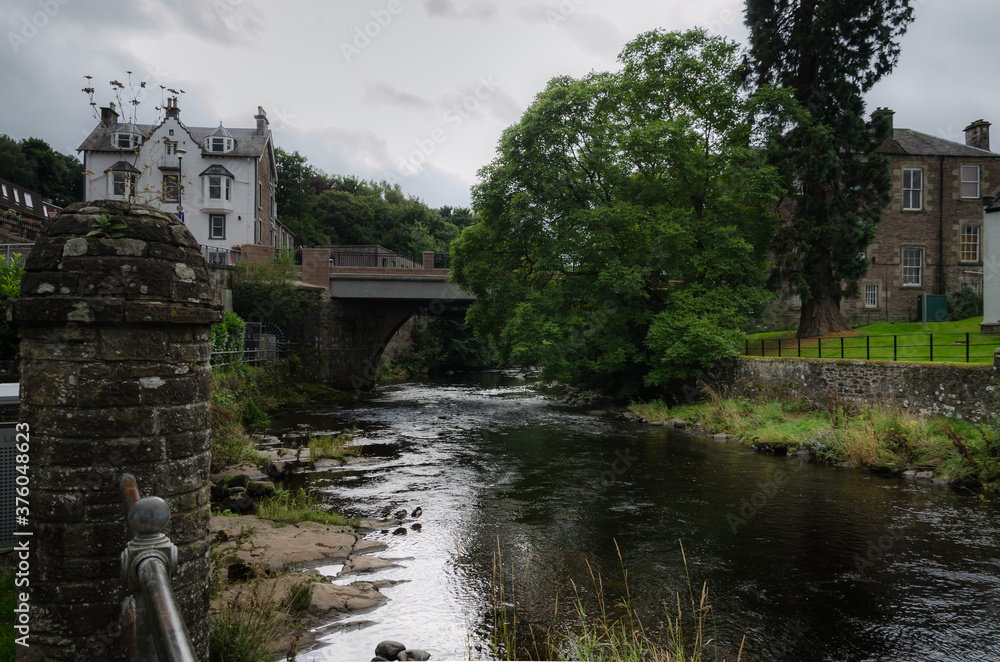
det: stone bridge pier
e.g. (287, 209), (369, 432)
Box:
(11, 200), (220, 661)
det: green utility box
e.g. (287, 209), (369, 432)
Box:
(916, 294), (948, 323)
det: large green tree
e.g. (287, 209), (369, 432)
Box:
(451, 29), (784, 396)
(0, 135), (84, 207)
(745, 0), (915, 337)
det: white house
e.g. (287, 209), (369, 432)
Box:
(78, 98), (294, 262)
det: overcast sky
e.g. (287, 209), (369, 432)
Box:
(1, 0), (997, 208)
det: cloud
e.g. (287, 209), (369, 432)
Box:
(362, 82), (434, 111)
(423, 0), (499, 22)
(517, 3), (626, 58)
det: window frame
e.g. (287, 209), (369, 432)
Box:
(961, 165), (981, 199)
(864, 284), (879, 309)
(161, 174), (180, 203)
(961, 225), (981, 262)
(902, 168), (923, 211)
(209, 176), (222, 199)
(23, 193), (32, 208)
(209, 214), (226, 240)
(902, 247), (923, 286)
(207, 136), (233, 153)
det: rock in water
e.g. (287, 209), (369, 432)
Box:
(411, 506), (422, 518)
(375, 641), (406, 660)
(399, 650), (432, 661)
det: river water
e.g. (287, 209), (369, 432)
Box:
(268, 371), (1000, 662)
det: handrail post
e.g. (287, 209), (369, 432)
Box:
(119, 474), (197, 662)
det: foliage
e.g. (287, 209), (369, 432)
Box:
(210, 577), (284, 662)
(744, 0), (916, 337)
(274, 147), (475, 252)
(0, 256), (26, 361)
(212, 311), (247, 364)
(255, 487), (352, 526)
(948, 286), (983, 321)
(86, 214), (126, 238)
(452, 29), (783, 397)
(308, 427), (362, 462)
(0, 134), (84, 207)
(232, 251), (301, 328)
(382, 313), (498, 380)
(630, 393), (999, 486)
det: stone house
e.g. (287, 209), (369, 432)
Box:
(773, 111), (1000, 326)
(78, 98), (294, 261)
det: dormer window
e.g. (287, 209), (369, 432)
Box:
(111, 123), (144, 151)
(205, 123), (235, 153)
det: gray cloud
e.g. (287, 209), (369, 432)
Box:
(424, 0), (499, 22)
(363, 82), (435, 111)
(517, 2), (626, 58)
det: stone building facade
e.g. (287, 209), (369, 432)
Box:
(774, 111), (1000, 326)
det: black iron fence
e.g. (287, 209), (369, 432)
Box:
(328, 250), (451, 269)
(744, 332), (1000, 363)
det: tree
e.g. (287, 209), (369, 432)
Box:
(745, 0), (916, 337)
(451, 29), (784, 397)
(0, 135), (84, 207)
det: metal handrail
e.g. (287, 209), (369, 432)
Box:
(119, 474), (197, 662)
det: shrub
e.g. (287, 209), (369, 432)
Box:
(948, 286), (983, 321)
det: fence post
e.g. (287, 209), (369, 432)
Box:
(967, 332), (970, 363)
(818, 337), (822, 358)
(778, 338), (782, 357)
(797, 337), (801, 357)
(930, 333), (934, 362)
(840, 337), (844, 359)
(894, 335), (897, 361)
(866, 336), (870, 361)
(9, 201), (220, 661)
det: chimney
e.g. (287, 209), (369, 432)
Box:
(164, 96), (180, 120)
(254, 106), (268, 135)
(965, 119), (991, 151)
(100, 101), (119, 127)
(871, 107), (895, 132)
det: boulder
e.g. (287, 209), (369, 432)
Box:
(375, 640), (407, 660)
(221, 487), (255, 514)
(398, 650), (431, 661)
(247, 480), (277, 498)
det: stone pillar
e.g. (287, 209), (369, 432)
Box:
(11, 200), (221, 661)
(301, 247), (332, 289)
(422, 251), (434, 270)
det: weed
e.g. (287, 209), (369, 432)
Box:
(255, 487), (355, 527)
(309, 427), (362, 462)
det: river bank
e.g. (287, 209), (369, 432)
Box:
(626, 393), (1000, 490)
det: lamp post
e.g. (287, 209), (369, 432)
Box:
(174, 147), (187, 224)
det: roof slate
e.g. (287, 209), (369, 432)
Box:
(79, 122), (270, 158)
(880, 129), (998, 158)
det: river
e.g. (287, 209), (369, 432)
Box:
(267, 371), (1000, 662)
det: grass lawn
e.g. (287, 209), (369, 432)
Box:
(745, 316), (999, 363)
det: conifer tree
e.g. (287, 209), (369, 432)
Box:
(745, 0), (915, 337)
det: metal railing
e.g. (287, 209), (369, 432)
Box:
(211, 343), (294, 368)
(0, 210), (42, 241)
(0, 243), (32, 268)
(119, 474), (197, 662)
(743, 331), (1000, 363)
(201, 244), (240, 266)
(329, 250), (421, 268)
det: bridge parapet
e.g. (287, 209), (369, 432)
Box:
(301, 246), (453, 290)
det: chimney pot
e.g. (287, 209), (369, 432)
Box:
(100, 102), (120, 127)
(255, 106), (269, 134)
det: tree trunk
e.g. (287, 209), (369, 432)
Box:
(798, 293), (851, 338)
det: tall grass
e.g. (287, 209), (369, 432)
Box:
(630, 388), (1000, 487)
(483, 539), (738, 661)
(309, 427), (362, 462)
(210, 577), (284, 662)
(255, 487), (354, 527)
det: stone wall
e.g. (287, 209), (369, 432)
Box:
(734, 355), (996, 422)
(11, 200), (220, 661)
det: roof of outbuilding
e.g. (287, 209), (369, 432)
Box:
(880, 129), (999, 157)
